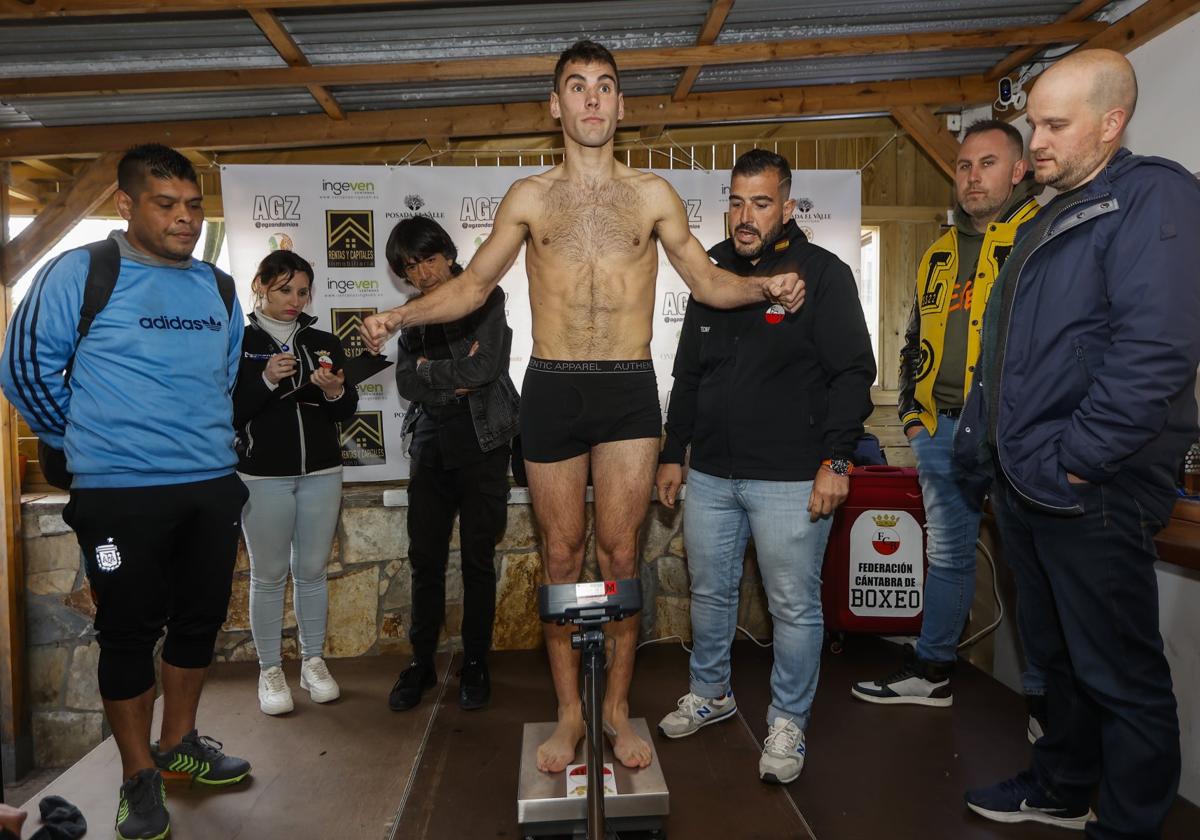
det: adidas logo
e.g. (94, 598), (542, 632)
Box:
(138, 314), (223, 332)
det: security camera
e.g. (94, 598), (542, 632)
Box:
(997, 77), (1014, 108)
(995, 76), (1026, 112)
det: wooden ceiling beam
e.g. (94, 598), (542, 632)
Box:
(18, 158), (73, 180)
(889, 105), (960, 180)
(0, 151), (121, 287)
(247, 8), (345, 121)
(0, 22), (1106, 99)
(1080, 0), (1200, 53)
(0, 75), (995, 161)
(673, 0), (736, 102)
(987, 0), (1111, 80)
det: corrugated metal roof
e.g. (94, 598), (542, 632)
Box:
(0, 0), (1113, 129)
(13, 89), (319, 128)
(282, 0), (709, 65)
(0, 16), (283, 78)
(693, 50), (1012, 92)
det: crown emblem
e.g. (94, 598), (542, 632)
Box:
(872, 513), (899, 527)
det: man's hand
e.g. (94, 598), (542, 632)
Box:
(763, 272), (805, 312)
(905, 424), (924, 441)
(359, 310), (400, 355)
(0, 803), (27, 834)
(808, 466), (849, 521)
(1066, 472), (1090, 485)
(656, 463), (683, 509)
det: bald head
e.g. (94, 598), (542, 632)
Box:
(1025, 49), (1138, 190)
(1041, 49), (1137, 120)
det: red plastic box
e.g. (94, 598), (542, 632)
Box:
(821, 465), (928, 637)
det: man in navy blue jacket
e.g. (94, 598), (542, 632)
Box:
(957, 50), (1200, 838)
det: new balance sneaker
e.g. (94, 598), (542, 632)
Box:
(388, 660), (437, 712)
(1027, 694), (1048, 744)
(850, 645), (954, 707)
(657, 691), (737, 739)
(759, 717), (806, 785)
(153, 730), (251, 786)
(965, 770), (1095, 830)
(258, 665), (294, 716)
(458, 657), (491, 711)
(300, 657), (340, 704)
(116, 768), (169, 840)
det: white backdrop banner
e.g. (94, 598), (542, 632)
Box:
(221, 165), (861, 481)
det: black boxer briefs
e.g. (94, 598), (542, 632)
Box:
(519, 358), (661, 463)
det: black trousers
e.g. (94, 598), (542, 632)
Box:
(406, 445), (509, 661)
(63, 473), (248, 700)
(993, 477), (1180, 840)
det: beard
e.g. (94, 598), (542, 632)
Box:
(732, 217), (784, 260)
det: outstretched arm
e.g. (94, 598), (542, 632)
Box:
(360, 180), (530, 352)
(652, 178), (804, 311)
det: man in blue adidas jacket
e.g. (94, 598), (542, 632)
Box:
(1, 145), (250, 840)
(956, 51), (1200, 838)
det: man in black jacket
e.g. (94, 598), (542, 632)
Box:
(385, 217), (520, 713)
(655, 149), (876, 784)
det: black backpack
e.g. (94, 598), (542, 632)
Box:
(37, 238), (236, 490)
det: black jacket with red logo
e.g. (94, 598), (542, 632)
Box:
(233, 312), (359, 476)
(661, 220), (876, 481)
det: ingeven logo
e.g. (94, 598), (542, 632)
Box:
(139, 314), (223, 332)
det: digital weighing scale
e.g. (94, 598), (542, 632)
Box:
(516, 579), (669, 840)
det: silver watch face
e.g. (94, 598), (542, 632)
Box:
(827, 458), (852, 475)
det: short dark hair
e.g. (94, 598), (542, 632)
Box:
(254, 249), (314, 292)
(117, 143), (198, 197)
(731, 148), (792, 196)
(554, 39), (620, 92)
(961, 119), (1025, 159)
(385, 216), (458, 274)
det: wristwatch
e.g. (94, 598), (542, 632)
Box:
(821, 458), (854, 476)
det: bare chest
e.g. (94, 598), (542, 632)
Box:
(531, 179), (652, 267)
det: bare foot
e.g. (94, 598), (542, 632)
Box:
(537, 706), (586, 773)
(604, 703), (652, 769)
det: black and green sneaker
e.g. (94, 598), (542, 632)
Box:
(116, 768), (170, 840)
(152, 730), (251, 786)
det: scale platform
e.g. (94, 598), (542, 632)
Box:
(517, 718), (669, 839)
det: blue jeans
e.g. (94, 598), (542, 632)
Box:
(993, 477), (1179, 839)
(910, 417), (983, 665)
(684, 468), (832, 729)
(241, 471), (343, 669)
(912, 418), (1045, 694)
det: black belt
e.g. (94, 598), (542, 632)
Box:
(938, 407), (963, 419)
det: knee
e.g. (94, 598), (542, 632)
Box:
(543, 542), (583, 583)
(162, 625), (220, 670)
(95, 629), (162, 700)
(596, 540), (638, 579)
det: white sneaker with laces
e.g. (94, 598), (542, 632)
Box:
(657, 691), (737, 739)
(258, 665), (293, 715)
(759, 717), (805, 784)
(300, 656), (340, 703)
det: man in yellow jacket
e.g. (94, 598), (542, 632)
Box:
(853, 120), (1043, 731)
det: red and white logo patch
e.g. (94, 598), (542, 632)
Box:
(764, 304), (786, 325)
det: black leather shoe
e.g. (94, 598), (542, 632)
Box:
(389, 660), (436, 711)
(458, 658), (490, 711)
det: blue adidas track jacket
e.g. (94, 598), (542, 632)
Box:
(1, 246), (244, 488)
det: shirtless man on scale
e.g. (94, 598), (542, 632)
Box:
(361, 40), (803, 773)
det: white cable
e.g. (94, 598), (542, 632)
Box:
(957, 539), (1005, 649)
(636, 624), (772, 654)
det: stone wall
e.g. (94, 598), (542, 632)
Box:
(19, 485), (773, 770)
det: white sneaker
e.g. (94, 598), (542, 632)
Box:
(656, 691), (737, 739)
(759, 717), (805, 784)
(258, 665), (294, 715)
(300, 656), (340, 704)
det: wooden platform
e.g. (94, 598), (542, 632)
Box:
(15, 640), (1200, 839)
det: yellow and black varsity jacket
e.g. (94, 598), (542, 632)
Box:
(897, 190), (1041, 435)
